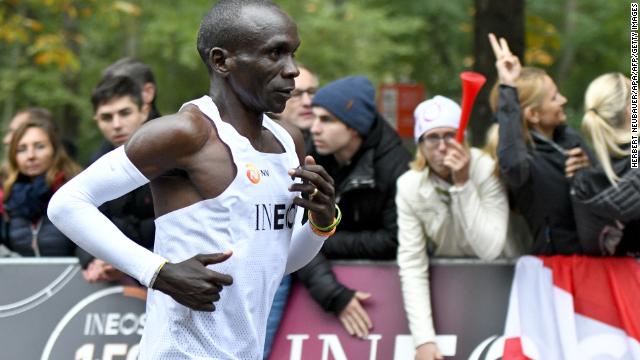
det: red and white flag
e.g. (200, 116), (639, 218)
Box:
(503, 255), (640, 359)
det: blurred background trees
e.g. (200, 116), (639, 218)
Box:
(0, 0), (629, 162)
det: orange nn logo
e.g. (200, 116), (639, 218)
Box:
(246, 163), (261, 184)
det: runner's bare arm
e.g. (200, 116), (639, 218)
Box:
(48, 109), (233, 312)
(125, 106), (212, 179)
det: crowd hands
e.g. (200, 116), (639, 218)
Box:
(0, 29), (637, 360)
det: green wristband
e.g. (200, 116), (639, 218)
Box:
(308, 204), (342, 232)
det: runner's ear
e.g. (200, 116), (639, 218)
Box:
(210, 47), (232, 77)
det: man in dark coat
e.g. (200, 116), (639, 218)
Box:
(296, 76), (411, 338)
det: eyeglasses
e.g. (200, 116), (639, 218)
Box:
(290, 87), (317, 100)
(419, 132), (456, 148)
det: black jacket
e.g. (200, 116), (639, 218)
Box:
(571, 146), (640, 256)
(496, 85), (593, 255)
(296, 114), (411, 314)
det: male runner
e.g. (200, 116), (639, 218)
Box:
(48, 1), (337, 358)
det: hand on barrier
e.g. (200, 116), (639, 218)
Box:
(82, 260), (100, 282)
(83, 259), (125, 283)
(338, 291), (372, 339)
(153, 251), (233, 311)
(415, 342), (443, 360)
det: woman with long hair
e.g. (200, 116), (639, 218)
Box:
(2, 118), (81, 256)
(581, 73), (631, 185)
(571, 73), (640, 255)
(489, 33), (592, 255)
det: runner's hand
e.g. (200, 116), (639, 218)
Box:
(153, 251), (233, 311)
(289, 155), (336, 228)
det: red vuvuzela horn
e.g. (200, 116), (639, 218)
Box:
(455, 71), (487, 143)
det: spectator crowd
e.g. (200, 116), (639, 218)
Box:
(0, 27), (637, 360)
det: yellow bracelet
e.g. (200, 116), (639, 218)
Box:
(308, 204), (342, 232)
(149, 260), (168, 289)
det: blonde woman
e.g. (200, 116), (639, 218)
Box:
(396, 96), (508, 360)
(571, 73), (640, 255)
(2, 118), (81, 256)
(489, 33), (592, 255)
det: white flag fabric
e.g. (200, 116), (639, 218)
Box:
(503, 255), (640, 359)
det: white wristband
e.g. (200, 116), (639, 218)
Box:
(48, 146), (167, 286)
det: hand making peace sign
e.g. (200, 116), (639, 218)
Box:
(488, 33), (521, 87)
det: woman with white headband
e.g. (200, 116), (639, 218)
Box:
(395, 95), (509, 360)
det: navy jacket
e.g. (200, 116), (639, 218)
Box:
(4, 215), (75, 256)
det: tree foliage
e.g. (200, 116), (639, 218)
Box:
(0, 0), (629, 161)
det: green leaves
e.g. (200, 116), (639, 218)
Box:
(0, 0), (628, 162)
(283, 0), (422, 85)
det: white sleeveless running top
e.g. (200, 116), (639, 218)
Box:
(139, 96), (300, 359)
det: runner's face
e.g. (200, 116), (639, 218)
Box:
(227, 6), (300, 114)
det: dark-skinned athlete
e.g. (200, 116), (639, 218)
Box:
(48, 1), (337, 358)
